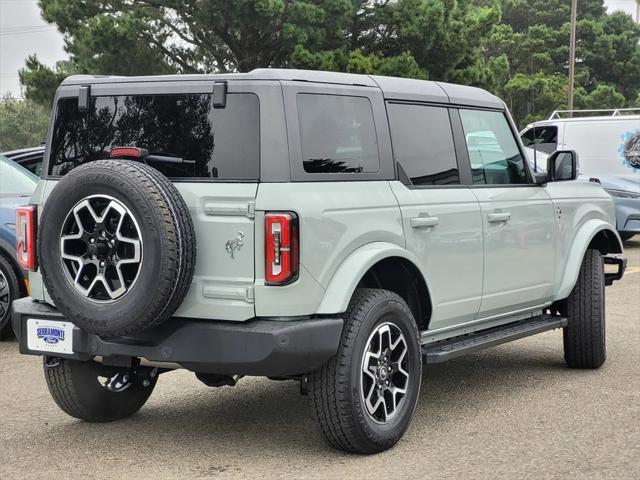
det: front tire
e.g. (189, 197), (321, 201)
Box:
(309, 288), (422, 453)
(44, 358), (158, 422)
(563, 249), (606, 369)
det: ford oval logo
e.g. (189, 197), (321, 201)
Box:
(37, 327), (65, 345)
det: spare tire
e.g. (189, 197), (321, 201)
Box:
(39, 160), (196, 336)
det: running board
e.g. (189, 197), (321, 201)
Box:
(422, 315), (567, 364)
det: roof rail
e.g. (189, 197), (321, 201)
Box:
(548, 108), (640, 119)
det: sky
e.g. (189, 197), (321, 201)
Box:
(0, 0), (637, 99)
(0, 0), (66, 97)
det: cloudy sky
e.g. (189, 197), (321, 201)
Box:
(0, 0), (637, 98)
(0, 0), (66, 97)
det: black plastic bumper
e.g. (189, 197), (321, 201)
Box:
(11, 297), (343, 376)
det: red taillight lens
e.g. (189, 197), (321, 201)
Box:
(16, 205), (37, 271)
(265, 212), (299, 285)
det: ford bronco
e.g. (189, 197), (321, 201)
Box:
(11, 69), (626, 453)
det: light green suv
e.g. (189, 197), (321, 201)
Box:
(11, 69), (626, 453)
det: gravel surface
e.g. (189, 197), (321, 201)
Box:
(1, 240), (639, 479)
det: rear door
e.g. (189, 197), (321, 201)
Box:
(387, 102), (484, 331)
(42, 80), (268, 321)
(458, 108), (556, 319)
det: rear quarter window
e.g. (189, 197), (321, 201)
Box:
(48, 93), (260, 180)
(297, 94), (379, 174)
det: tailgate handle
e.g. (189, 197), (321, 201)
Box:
(410, 216), (439, 229)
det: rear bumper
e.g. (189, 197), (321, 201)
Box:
(11, 297), (343, 376)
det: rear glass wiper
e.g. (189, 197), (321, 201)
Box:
(110, 147), (196, 165)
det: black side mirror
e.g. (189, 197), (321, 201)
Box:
(547, 150), (578, 182)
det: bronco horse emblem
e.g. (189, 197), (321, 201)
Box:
(225, 231), (245, 259)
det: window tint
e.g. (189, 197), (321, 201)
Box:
(297, 94), (379, 174)
(459, 109), (528, 185)
(49, 93), (260, 179)
(387, 103), (459, 185)
(521, 125), (558, 154)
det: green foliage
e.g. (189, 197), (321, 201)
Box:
(18, 55), (76, 109)
(483, 1), (640, 124)
(0, 95), (49, 151)
(17, 0), (640, 127)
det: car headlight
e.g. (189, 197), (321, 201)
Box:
(605, 189), (640, 199)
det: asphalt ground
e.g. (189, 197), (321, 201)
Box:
(1, 240), (639, 479)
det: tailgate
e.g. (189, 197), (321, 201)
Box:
(173, 183), (257, 320)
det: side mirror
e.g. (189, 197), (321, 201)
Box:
(547, 150), (578, 182)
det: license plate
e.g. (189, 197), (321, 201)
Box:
(26, 319), (75, 354)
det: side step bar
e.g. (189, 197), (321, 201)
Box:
(604, 255), (626, 286)
(422, 315), (567, 364)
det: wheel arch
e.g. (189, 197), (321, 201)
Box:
(555, 220), (623, 301)
(316, 242), (432, 331)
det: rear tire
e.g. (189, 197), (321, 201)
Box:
(44, 358), (157, 422)
(309, 288), (422, 454)
(0, 254), (21, 340)
(563, 249), (606, 369)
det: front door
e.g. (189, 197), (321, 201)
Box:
(387, 103), (484, 331)
(458, 108), (555, 319)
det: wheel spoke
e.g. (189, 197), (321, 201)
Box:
(97, 275), (125, 299)
(395, 346), (409, 378)
(59, 195), (143, 302)
(360, 321), (411, 424)
(0, 271), (9, 316)
(0, 277), (9, 299)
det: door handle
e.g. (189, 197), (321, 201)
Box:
(410, 216), (439, 229)
(487, 212), (511, 223)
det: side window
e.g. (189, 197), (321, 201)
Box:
(297, 94), (379, 174)
(459, 109), (528, 185)
(386, 103), (459, 186)
(521, 126), (558, 154)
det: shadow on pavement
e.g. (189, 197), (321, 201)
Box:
(21, 341), (574, 457)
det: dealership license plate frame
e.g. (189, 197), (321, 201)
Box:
(26, 318), (75, 355)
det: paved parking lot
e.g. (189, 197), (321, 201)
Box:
(1, 240), (639, 479)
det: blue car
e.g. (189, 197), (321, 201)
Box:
(0, 154), (37, 338)
(594, 175), (640, 242)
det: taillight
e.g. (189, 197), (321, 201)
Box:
(16, 205), (37, 271)
(110, 146), (148, 158)
(265, 212), (299, 285)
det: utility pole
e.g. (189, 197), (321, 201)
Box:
(567, 0), (578, 115)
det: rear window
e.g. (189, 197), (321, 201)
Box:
(297, 94), (379, 174)
(49, 93), (260, 180)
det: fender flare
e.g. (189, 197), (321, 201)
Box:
(316, 242), (432, 314)
(555, 219), (623, 300)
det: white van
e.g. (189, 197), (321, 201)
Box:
(521, 109), (640, 240)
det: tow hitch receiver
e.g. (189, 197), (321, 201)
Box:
(604, 256), (626, 286)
